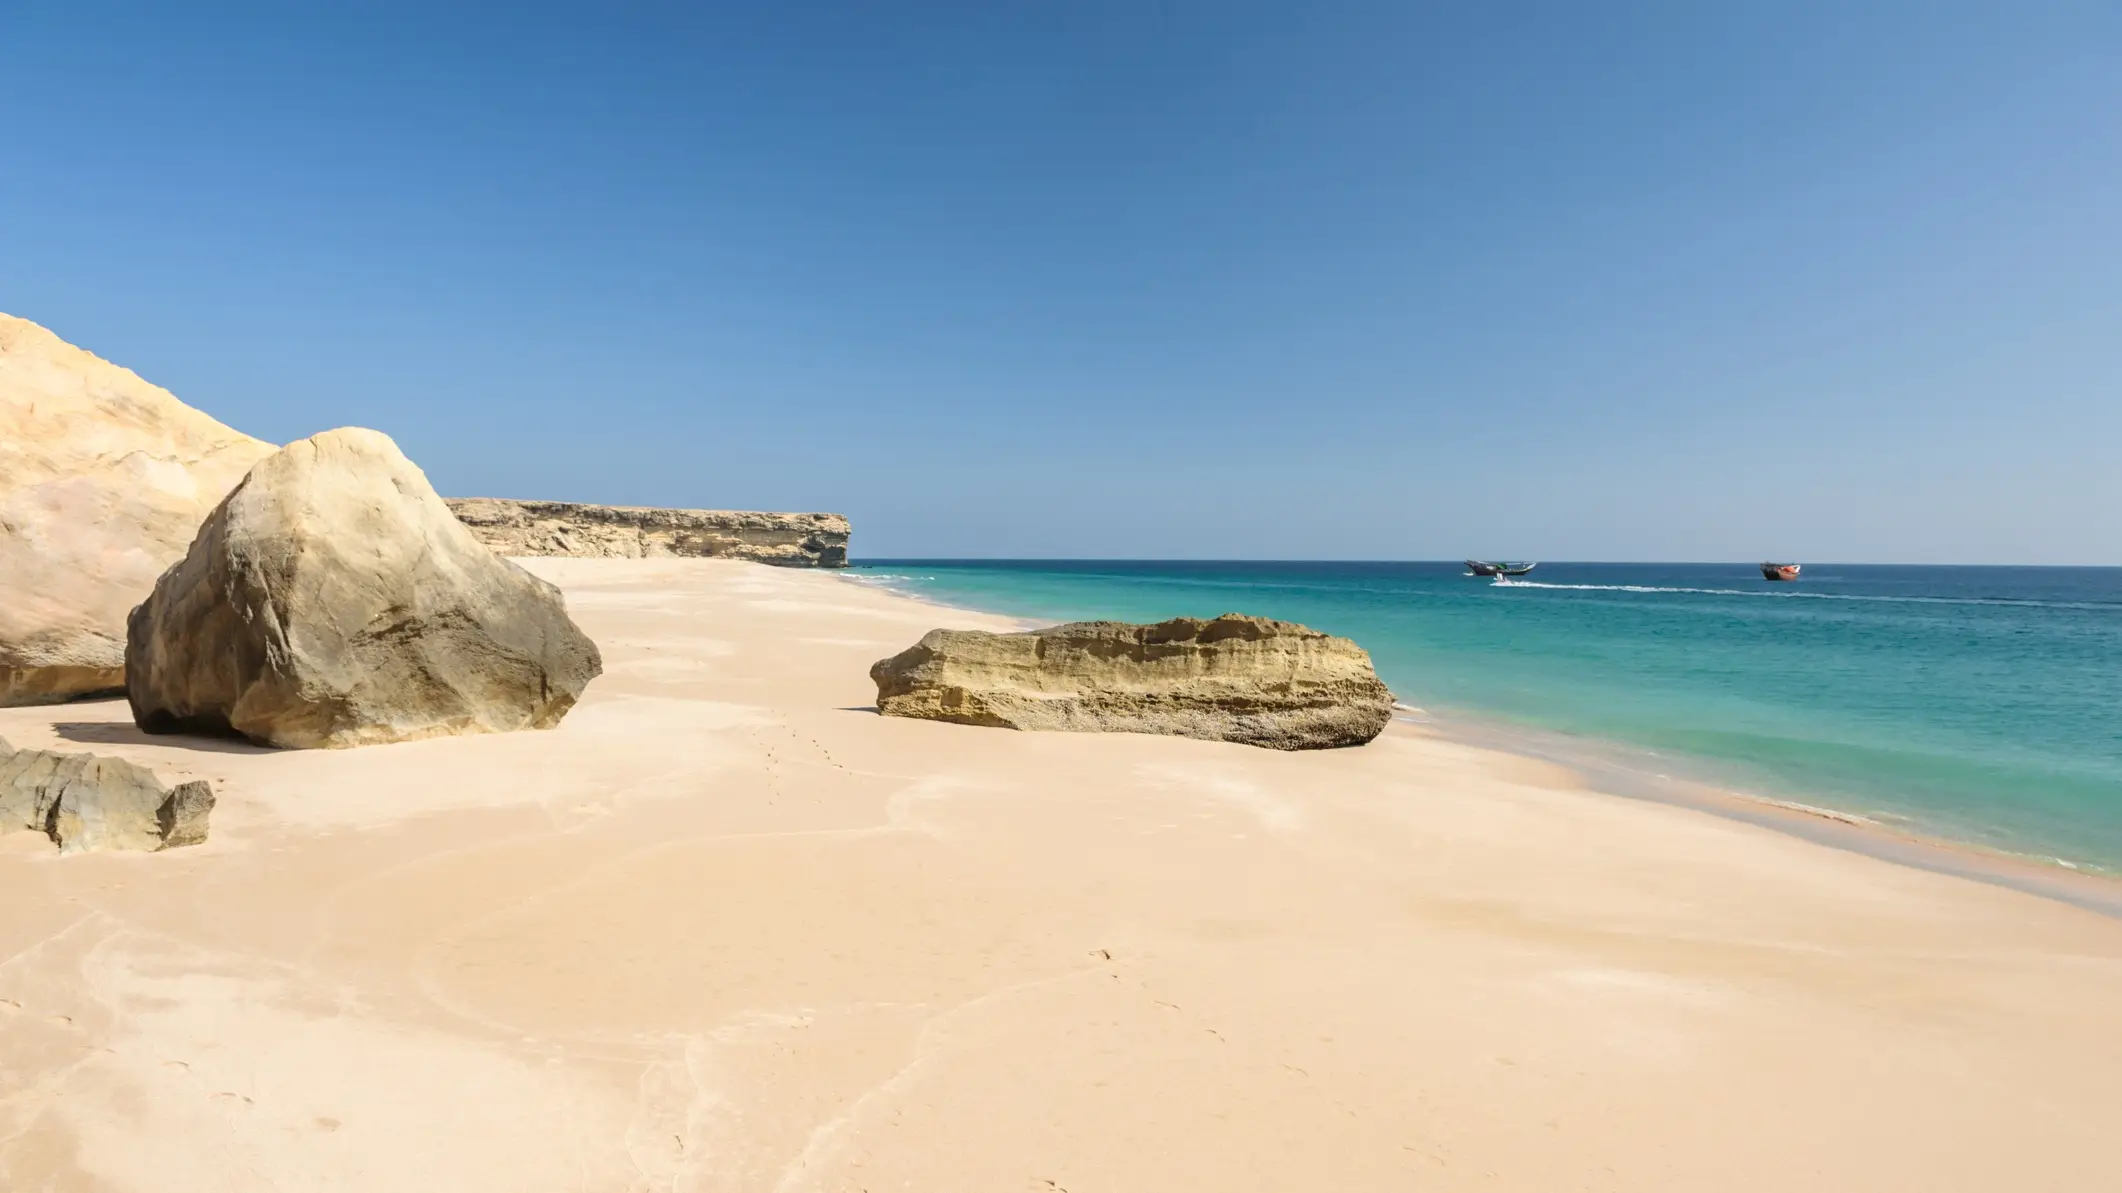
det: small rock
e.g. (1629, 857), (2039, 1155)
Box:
(0, 735), (214, 852)
(158, 780), (215, 849)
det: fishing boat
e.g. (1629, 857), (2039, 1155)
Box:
(1466, 561), (1537, 577)
(1761, 562), (1801, 582)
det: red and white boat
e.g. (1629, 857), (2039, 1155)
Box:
(1760, 563), (1801, 582)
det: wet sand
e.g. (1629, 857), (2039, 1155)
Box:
(1419, 712), (2122, 919)
(2, 557), (2118, 1190)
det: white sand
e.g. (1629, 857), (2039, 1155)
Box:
(1, 558), (2118, 1190)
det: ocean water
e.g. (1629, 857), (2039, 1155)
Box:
(852, 561), (2122, 873)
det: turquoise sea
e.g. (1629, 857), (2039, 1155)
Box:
(853, 561), (2122, 874)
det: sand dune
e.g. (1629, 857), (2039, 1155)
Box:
(1, 558), (2117, 1190)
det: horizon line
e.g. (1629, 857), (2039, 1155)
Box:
(850, 557), (2122, 569)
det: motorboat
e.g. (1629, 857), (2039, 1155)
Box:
(1467, 561), (1537, 577)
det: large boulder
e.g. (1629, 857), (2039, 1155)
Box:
(0, 735), (214, 853)
(125, 427), (604, 749)
(870, 614), (1395, 750)
(0, 314), (276, 705)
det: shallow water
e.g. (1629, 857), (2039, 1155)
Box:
(852, 561), (2122, 872)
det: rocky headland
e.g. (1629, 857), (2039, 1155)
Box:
(870, 613), (1396, 749)
(0, 314), (276, 706)
(0, 315), (834, 713)
(448, 498), (849, 567)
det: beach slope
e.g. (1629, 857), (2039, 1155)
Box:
(0, 559), (2116, 1191)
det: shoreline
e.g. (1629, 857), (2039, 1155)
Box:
(838, 566), (1049, 630)
(837, 565), (2122, 919)
(5, 556), (2121, 1190)
(1409, 711), (2122, 920)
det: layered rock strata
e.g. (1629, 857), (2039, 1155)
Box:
(871, 614), (1395, 750)
(127, 428), (604, 749)
(0, 735), (214, 852)
(0, 313), (276, 705)
(447, 498), (850, 568)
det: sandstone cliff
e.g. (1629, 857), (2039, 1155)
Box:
(871, 614), (1396, 750)
(448, 498), (849, 567)
(0, 314), (276, 705)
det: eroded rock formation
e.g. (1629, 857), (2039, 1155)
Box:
(870, 614), (1395, 750)
(0, 735), (214, 852)
(126, 427), (604, 749)
(0, 314), (276, 705)
(447, 498), (849, 568)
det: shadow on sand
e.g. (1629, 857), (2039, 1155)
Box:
(49, 716), (275, 756)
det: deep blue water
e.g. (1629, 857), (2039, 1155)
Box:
(852, 561), (2122, 872)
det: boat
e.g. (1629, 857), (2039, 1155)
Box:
(1466, 561), (1537, 577)
(1761, 562), (1801, 582)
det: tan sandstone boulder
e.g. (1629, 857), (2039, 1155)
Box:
(0, 735), (214, 853)
(0, 314), (276, 705)
(870, 614), (1395, 750)
(125, 427), (604, 749)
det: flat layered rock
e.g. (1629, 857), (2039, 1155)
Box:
(126, 427), (604, 749)
(448, 498), (850, 567)
(871, 614), (1395, 750)
(0, 735), (213, 852)
(0, 314), (276, 705)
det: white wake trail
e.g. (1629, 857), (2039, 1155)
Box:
(1489, 578), (2113, 611)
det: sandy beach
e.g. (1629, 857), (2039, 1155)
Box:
(2, 557), (2118, 1191)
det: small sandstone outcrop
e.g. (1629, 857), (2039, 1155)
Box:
(126, 427), (604, 749)
(447, 498), (850, 567)
(0, 735), (214, 852)
(0, 313), (276, 705)
(870, 614), (1395, 750)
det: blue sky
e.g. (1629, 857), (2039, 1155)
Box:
(4, 2), (2117, 562)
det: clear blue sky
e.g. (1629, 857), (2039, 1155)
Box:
(4, 2), (2117, 562)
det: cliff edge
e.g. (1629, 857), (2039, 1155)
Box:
(0, 314), (276, 705)
(447, 498), (849, 568)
